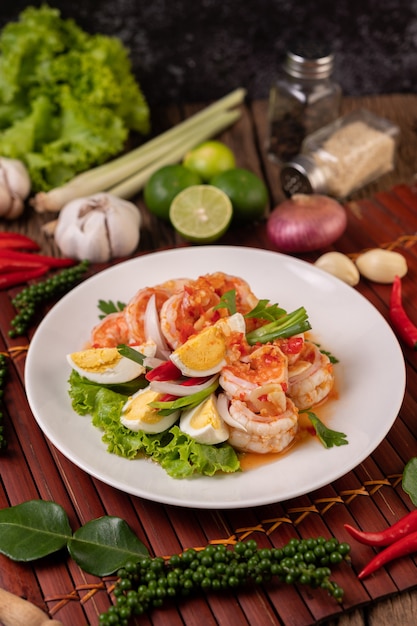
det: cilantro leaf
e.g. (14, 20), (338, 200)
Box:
(98, 299), (126, 319)
(213, 290), (237, 315)
(302, 410), (348, 448)
(245, 299), (286, 321)
(315, 343), (339, 364)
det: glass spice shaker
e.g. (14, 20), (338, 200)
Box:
(267, 40), (342, 164)
(280, 108), (400, 198)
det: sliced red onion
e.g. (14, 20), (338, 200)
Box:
(150, 374), (219, 396)
(217, 393), (247, 432)
(143, 356), (165, 370)
(288, 343), (322, 384)
(144, 294), (171, 359)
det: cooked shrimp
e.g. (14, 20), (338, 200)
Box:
(218, 391), (298, 454)
(124, 286), (172, 345)
(124, 279), (190, 345)
(89, 311), (132, 348)
(220, 342), (289, 401)
(159, 272), (259, 349)
(200, 272), (259, 313)
(275, 334), (305, 365)
(159, 280), (222, 349)
(287, 341), (334, 409)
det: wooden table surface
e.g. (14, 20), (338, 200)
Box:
(1, 94), (417, 626)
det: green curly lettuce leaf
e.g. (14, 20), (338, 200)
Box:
(0, 6), (150, 190)
(68, 371), (240, 478)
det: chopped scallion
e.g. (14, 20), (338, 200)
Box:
(245, 306), (311, 345)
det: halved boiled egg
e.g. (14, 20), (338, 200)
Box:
(179, 393), (229, 444)
(67, 340), (156, 384)
(169, 313), (246, 377)
(121, 387), (179, 433)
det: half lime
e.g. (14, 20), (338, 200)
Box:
(169, 185), (233, 244)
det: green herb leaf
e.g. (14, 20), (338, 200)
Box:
(315, 344), (339, 364)
(98, 299), (126, 319)
(0, 500), (72, 561)
(68, 516), (148, 576)
(402, 457), (417, 506)
(245, 299), (286, 321)
(302, 411), (349, 448)
(0, 501), (149, 576)
(117, 344), (146, 365)
(213, 289), (237, 315)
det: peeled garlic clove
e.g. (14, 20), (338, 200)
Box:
(355, 248), (408, 284)
(0, 157), (31, 220)
(314, 251), (360, 286)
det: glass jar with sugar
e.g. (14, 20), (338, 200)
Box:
(280, 109), (400, 198)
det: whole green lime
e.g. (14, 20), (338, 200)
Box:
(183, 141), (236, 181)
(210, 168), (268, 221)
(143, 164), (202, 219)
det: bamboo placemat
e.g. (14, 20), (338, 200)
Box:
(1, 193), (417, 623)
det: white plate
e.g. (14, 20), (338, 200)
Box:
(25, 246), (406, 509)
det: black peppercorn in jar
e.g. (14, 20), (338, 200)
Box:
(267, 40), (342, 164)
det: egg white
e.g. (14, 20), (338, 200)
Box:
(169, 313), (246, 377)
(67, 340), (156, 384)
(121, 387), (180, 433)
(180, 394), (229, 444)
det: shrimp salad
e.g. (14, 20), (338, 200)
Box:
(67, 272), (343, 479)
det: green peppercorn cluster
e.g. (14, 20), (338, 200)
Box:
(99, 537), (350, 625)
(0, 353), (9, 451)
(9, 261), (90, 337)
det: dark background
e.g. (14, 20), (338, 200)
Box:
(1, 0), (417, 106)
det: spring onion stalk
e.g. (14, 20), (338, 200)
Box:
(245, 307), (311, 345)
(117, 344), (146, 365)
(32, 88), (246, 213)
(149, 379), (219, 416)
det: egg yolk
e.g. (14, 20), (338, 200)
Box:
(123, 390), (164, 424)
(174, 326), (226, 372)
(70, 348), (122, 372)
(190, 395), (222, 429)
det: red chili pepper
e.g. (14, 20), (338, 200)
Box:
(0, 232), (40, 251)
(0, 249), (76, 268)
(0, 265), (49, 289)
(0, 257), (48, 274)
(344, 509), (417, 547)
(389, 275), (417, 350)
(358, 529), (417, 579)
(145, 360), (182, 382)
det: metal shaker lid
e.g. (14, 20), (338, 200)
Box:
(280, 155), (328, 197)
(285, 41), (334, 80)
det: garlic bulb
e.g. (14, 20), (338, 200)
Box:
(54, 193), (141, 262)
(0, 157), (31, 220)
(314, 251), (360, 286)
(355, 248), (408, 284)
